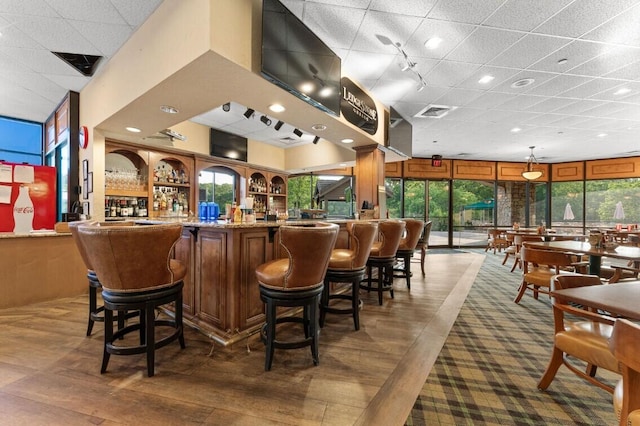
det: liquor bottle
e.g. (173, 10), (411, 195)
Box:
(13, 185), (34, 233)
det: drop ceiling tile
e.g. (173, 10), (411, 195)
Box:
(551, 99), (608, 115)
(303, 0), (371, 8)
(522, 113), (567, 126)
(431, 88), (484, 107)
(524, 97), (580, 113)
(428, 0), (505, 25)
(370, 78), (425, 104)
(342, 50), (396, 80)
(580, 3), (640, 46)
(406, 19), (476, 61)
(545, 114), (593, 128)
(300, 3), (366, 50)
(465, 91), (518, 109)
(440, 107), (485, 121)
(351, 10), (423, 52)
(0, 16), (41, 49)
(456, 66), (521, 90)
(603, 60), (640, 81)
(489, 34), (570, 69)
(44, 0), (126, 25)
(496, 94), (548, 111)
(579, 102), (629, 118)
(424, 60), (481, 88)
(567, 45), (640, 77)
(0, 0), (58, 17)
(445, 27), (524, 64)
(484, 0), (573, 31)
(491, 70), (558, 94)
(559, 78), (626, 99)
(109, 0), (163, 27)
(42, 73), (90, 93)
(0, 46), (79, 75)
(400, 85), (449, 104)
(369, 0), (437, 17)
(4, 70), (67, 103)
(527, 39), (607, 73)
(525, 74), (593, 97)
(8, 15), (99, 54)
(69, 21), (132, 56)
(532, 0), (638, 38)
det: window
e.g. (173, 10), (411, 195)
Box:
(199, 167), (237, 211)
(0, 116), (43, 165)
(585, 178), (640, 229)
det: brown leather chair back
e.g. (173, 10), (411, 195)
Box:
(76, 223), (184, 292)
(397, 218), (425, 251)
(346, 221), (379, 269)
(69, 220), (135, 270)
(273, 222), (339, 290)
(371, 220), (405, 258)
(417, 221), (432, 249)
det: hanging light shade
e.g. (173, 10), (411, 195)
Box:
(522, 146), (543, 180)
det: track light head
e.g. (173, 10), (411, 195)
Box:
(293, 128), (303, 137)
(274, 120), (284, 130)
(312, 136), (320, 144)
(260, 115), (272, 126)
(243, 108), (254, 119)
(222, 102), (230, 112)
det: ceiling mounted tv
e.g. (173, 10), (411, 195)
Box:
(210, 128), (247, 162)
(261, 0), (341, 116)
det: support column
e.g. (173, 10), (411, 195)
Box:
(354, 144), (386, 218)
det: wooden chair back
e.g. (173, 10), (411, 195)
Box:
(609, 319), (640, 426)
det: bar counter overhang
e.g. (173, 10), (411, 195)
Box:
(139, 218), (350, 347)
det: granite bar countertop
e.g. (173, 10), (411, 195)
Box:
(135, 217), (350, 228)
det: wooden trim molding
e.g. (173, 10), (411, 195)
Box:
(586, 157), (640, 180)
(403, 158), (452, 179)
(385, 161), (402, 177)
(453, 160), (496, 180)
(497, 162), (549, 182)
(552, 161), (584, 181)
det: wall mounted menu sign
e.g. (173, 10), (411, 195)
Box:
(340, 77), (378, 135)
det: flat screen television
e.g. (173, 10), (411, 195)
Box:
(261, 0), (341, 116)
(210, 128), (248, 162)
(386, 107), (413, 158)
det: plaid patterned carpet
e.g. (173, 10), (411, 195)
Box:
(407, 249), (618, 426)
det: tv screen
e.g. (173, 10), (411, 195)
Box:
(386, 107), (413, 158)
(210, 128), (248, 162)
(261, 0), (341, 116)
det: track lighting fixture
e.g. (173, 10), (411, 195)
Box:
(260, 115), (272, 126)
(376, 34), (427, 93)
(222, 102), (230, 112)
(243, 108), (254, 119)
(313, 136), (320, 144)
(274, 120), (284, 130)
(293, 128), (303, 137)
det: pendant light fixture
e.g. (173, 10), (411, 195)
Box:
(522, 146), (543, 180)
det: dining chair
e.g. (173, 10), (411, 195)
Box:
(537, 274), (619, 393)
(485, 229), (508, 254)
(610, 318), (640, 426)
(514, 245), (579, 304)
(416, 221), (432, 277)
(506, 234), (543, 272)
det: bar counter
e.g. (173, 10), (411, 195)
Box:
(138, 218), (351, 347)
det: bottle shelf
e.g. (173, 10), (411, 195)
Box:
(105, 189), (148, 197)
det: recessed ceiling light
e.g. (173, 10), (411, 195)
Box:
(126, 127), (141, 133)
(160, 105), (178, 114)
(511, 127), (522, 133)
(424, 37), (442, 50)
(269, 104), (285, 113)
(510, 78), (535, 89)
(478, 75), (494, 84)
(311, 124), (327, 131)
(614, 87), (631, 95)
(341, 138), (354, 144)
(557, 58), (568, 65)
(598, 133), (608, 138)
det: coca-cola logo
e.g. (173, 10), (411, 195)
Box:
(14, 206), (34, 214)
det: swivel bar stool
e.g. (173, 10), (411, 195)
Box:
(393, 218), (425, 289)
(361, 220), (405, 305)
(320, 221), (378, 330)
(69, 220), (136, 336)
(77, 223), (186, 377)
(255, 222), (338, 371)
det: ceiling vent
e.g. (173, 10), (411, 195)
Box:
(157, 129), (187, 141)
(414, 104), (457, 119)
(51, 52), (102, 77)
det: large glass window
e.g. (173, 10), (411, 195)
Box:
(199, 167), (236, 210)
(551, 181), (584, 232)
(529, 181), (548, 228)
(428, 180), (450, 246)
(453, 180), (494, 247)
(0, 116), (43, 165)
(585, 178), (640, 229)
(385, 178), (401, 218)
(404, 180), (426, 218)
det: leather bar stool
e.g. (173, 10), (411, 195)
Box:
(360, 220), (406, 305)
(77, 223), (186, 377)
(320, 221), (378, 330)
(393, 218), (425, 289)
(69, 220), (136, 336)
(255, 222), (338, 371)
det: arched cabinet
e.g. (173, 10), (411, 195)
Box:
(104, 145), (150, 218)
(149, 152), (193, 218)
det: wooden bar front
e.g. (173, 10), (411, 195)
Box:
(167, 220), (349, 347)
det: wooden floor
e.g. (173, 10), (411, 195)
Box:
(0, 251), (484, 425)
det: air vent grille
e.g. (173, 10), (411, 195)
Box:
(414, 104), (457, 119)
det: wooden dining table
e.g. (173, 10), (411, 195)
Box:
(552, 282), (640, 321)
(525, 240), (640, 276)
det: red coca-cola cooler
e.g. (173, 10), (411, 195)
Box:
(0, 162), (56, 233)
